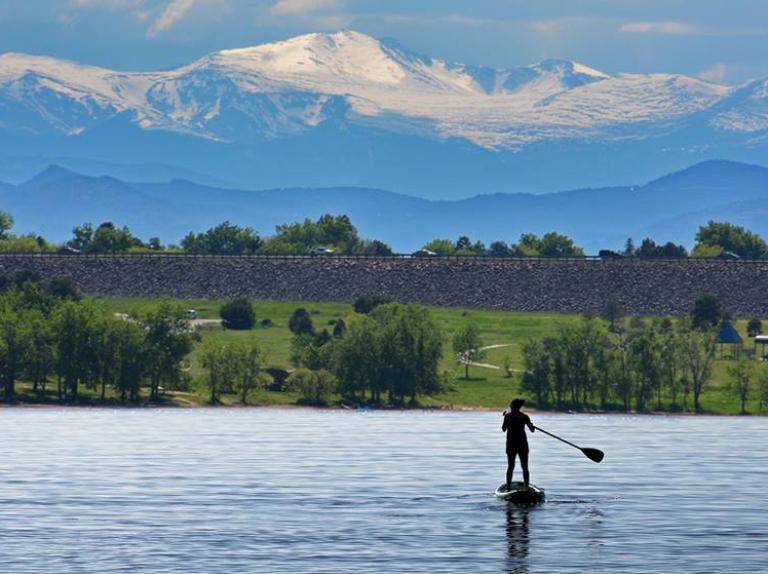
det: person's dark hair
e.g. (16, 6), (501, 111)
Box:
(510, 398), (525, 409)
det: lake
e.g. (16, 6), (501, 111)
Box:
(0, 409), (766, 574)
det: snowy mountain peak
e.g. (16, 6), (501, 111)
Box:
(211, 30), (408, 86)
(533, 58), (608, 78)
(1, 30), (766, 152)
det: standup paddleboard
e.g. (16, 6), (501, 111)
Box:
(495, 482), (545, 505)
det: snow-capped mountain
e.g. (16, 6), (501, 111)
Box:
(0, 30), (766, 197)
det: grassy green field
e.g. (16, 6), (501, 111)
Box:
(74, 296), (767, 415)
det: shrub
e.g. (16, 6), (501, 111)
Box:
(747, 318), (763, 337)
(289, 308), (314, 335)
(219, 299), (256, 330)
(48, 276), (82, 301)
(260, 318), (273, 327)
(692, 294), (722, 331)
(287, 368), (336, 406)
(353, 295), (391, 314)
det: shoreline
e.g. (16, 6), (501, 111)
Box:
(0, 401), (756, 417)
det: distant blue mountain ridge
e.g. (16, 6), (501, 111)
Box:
(2, 159), (767, 254)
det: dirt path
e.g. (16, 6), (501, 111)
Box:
(457, 343), (523, 372)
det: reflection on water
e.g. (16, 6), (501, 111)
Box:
(505, 506), (530, 574)
(0, 409), (766, 574)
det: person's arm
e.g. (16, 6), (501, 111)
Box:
(502, 412), (508, 432)
(526, 414), (535, 433)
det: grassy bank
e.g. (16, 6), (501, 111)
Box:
(10, 296), (764, 415)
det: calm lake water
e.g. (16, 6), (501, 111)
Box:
(0, 409), (766, 574)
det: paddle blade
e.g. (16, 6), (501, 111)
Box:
(582, 448), (604, 463)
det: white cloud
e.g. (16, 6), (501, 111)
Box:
(271, 0), (341, 16)
(72, 0), (145, 8)
(618, 21), (699, 35)
(698, 63), (729, 83)
(529, 17), (597, 34)
(147, 0), (199, 36)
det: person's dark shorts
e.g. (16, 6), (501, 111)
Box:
(506, 442), (529, 458)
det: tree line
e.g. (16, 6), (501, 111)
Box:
(269, 302), (446, 406)
(0, 270), (446, 408)
(520, 295), (768, 414)
(0, 271), (192, 404)
(1, 209), (767, 259)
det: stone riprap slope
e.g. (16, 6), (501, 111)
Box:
(1, 255), (767, 316)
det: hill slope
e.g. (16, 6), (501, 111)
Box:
(2, 160), (767, 252)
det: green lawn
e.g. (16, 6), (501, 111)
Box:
(89, 296), (768, 415)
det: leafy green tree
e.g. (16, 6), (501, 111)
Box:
(287, 368), (337, 406)
(220, 299), (256, 330)
(271, 214), (360, 254)
(201, 342), (227, 404)
(142, 301), (192, 401)
(630, 332), (660, 412)
(69, 223), (94, 251)
(87, 313), (123, 400)
(502, 354), (513, 378)
(25, 310), (54, 395)
(181, 221), (261, 254)
(290, 333), (315, 367)
(113, 320), (147, 403)
(451, 236), (486, 255)
(53, 300), (99, 401)
(257, 238), (305, 255)
(422, 239), (455, 255)
(289, 308), (315, 336)
(332, 318), (346, 338)
(658, 331), (681, 409)
(679, 319), (717, 413)
(511, 232), (584, 258)
(330, 304), (443, 404)
(0, 211), (14, 240)
(0, 293), (34, 402)
(489, 241), (511, 257)
(91, 222), (144, 253)
(69, 222), (146, 253)
(371, 304), (444, 404)
(355, 240), (393, 256)
(353, 296), (390, 315)
(330, 314), (380, 400)
(521, 339), (550, 405)
(515, 233), (541, 256)
(637, 238), (687, 258)
(234, 343), (266, 404)
(728, 357), (753, 415)
(539, 232), (585, 258)
(691, 294), (723, 331)
(47, 277), (81, 301)
(690, 244), (723, 259)
(601, 299), (625, 332)
(747, 318), (762, 337)
(453, 322), (484, 379)
(757, 366), (768, 414)
(694, 220), (767, 259)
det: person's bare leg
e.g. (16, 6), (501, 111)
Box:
(506, 451), (515, 490)
(520, 449), (530, 488)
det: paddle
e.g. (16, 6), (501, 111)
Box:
(534, 425), (604, 463)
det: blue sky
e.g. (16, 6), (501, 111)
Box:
(0, 0), (766, 83)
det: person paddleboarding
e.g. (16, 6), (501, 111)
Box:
(502, 398), (535, 491)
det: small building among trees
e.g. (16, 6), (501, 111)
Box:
(717, 321), (743, 359)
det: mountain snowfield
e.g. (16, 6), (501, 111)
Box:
(0, 30), (767, 196)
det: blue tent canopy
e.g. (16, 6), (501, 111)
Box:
(718, 321), (743, 345)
